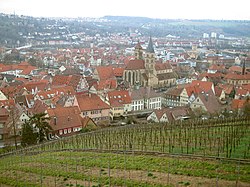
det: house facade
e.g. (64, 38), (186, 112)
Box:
(76, 93), (110, 124)
(131, 87), (162, 111)
(106, 90), (132, 119)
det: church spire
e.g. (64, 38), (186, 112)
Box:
(146, 36), (154, 53)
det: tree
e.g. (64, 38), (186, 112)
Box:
(8, 106), (21, 149)
(229, 88), (236, 98)
(21, 121), (37, 146)
(29, 113), (52, 143)
(242, 97), (250, 118)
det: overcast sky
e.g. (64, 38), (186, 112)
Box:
(0, 0), (249, 20)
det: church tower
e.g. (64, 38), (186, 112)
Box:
(145, 36), (155, 67)
(144, 36), (157, 87)
(134, 40), (143, 60)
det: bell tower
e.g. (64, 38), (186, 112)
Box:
(144, 36), (156, 87)
(134, 40), (143, 60)
(145, 36), (156, 74)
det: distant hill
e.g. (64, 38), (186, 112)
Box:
(103, 16), (250, 38)
(0, 13), (250, 47)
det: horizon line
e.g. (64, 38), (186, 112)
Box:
(1, 12), (250, 22)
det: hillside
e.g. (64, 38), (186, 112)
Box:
(0, 118), (249, 186)
(1, 13), (250, 48)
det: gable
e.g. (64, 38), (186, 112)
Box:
(147, 112), (159, 122)
(159, 113), (168, 122)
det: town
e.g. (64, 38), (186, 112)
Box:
(0, 13), (250, 148)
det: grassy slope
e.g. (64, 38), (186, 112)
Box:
(0, 151), (249, 186)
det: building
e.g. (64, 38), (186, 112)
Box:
(106, 90), (132, 119)
(164, 87), (184, 107)
(224, 73), (250, 85)
(123, 38), (177, 88)
(190, 91), (221, 114)
(131, 87), (162, 111)
(0, 108), (9, 147)
(147, 107), (191, 123)
(47, 106), (96, 138)
(76, 93), (110, 124)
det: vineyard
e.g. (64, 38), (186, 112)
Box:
(0, 117), (249, 186)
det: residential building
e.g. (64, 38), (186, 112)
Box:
(224, 73), (250, 86)
(0, 108), (9, 147)
(131, 87), (162, 111)
(164, 87), (184, 107)
(47, 106), (96, 138)
(76, 93), (110, 124)
(106, 90), (132, 119)
(147, 107), (191, 123)
(190, 91), (221, 114)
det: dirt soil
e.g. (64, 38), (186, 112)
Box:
(1, 162), (249, 187)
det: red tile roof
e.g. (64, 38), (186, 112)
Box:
(185, 85), (202, 97)
(28, 99), (47, 114)
(229, 66), (242, 73)
(199, 72), (224, 79)
(95, 66), (115, 80)
(52, 75), (82, 90)
(231, 99), (250, 109)
(235, 87), (249, 97)
(197, 92), (221, 113)
(218, 83), (234, 95)
(0, 62), (36, 75)
(47, 106), (82, 131)
(76, 93), (110, 112)
(37, 86), (75, 100)
(208, 64), (225, 71)
(155, 62), (172, 71)
(152, 107), (191, 122)
(107, 90), (131, 107)
(96, 79), (117, 90)
(24, 80), (49, 92)
(113, 67), (124, 77)
(123, 56), (135, 66)
(125, 59), (145, 70)
(190, 80), (214, 93)
(224, 73), (250, 80)
(0, 99), (15, 108)
(1, 85), (23, 98)
(131, 87), (161, 100)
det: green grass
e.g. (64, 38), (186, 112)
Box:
(25, 118), (250, 159)
(0, 151), (249, 186)
(0, 118), (249, 186)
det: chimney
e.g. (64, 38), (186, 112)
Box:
(54, 117), (57, 125)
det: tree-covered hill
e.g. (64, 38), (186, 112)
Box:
(0, 13), (250, 48)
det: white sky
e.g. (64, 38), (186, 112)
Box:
(0, 0), (249, 20)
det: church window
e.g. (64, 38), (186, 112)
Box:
(128, 71), (132, 83)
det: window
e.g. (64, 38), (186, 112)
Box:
(0, 134), (2, 140)
(68, 128), (71, 133)
(64, 129), (67, 134)
(59, 130), (63, 135)
(0, 123), (4, 128)
(83, 112), (88, 115)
